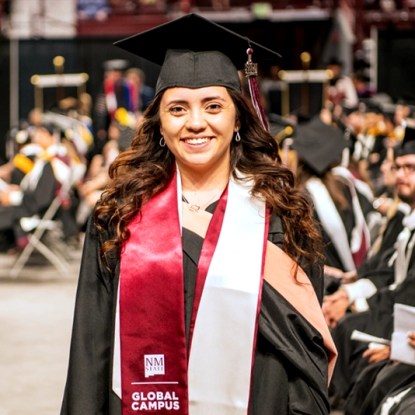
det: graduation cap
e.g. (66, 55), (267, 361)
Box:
(292, 116), (347, 175)
(114, 13), (281, 98)
(268, 113), (296, 142)
(395, 125), (415, 157)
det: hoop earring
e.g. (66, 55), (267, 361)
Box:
(235, 131), (241, 142)
(159, 136), (166, 147)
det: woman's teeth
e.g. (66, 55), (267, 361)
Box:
(185, 137), (209, 144)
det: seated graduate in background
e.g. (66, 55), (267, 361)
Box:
(0, 120), (45, 186)
(374, 376), (415, 414)
(344, 330), (415, 415)
(292, 112), (371, 293)
(0, 127), (43, 250)
(328, 128), (415, 406)
(358, 145), (408, 275)
(61, 13), (337, 415)
(323, 127), (415, 326)
(0, 124), (70, 250)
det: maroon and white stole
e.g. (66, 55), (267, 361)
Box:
(114, 171), (266, 414)
(113, 170), (337, 414)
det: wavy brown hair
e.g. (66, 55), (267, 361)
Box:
(95, 88), (323, 268)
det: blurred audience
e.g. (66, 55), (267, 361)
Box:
(77, 0), (110, 20)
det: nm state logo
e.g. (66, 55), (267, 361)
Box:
(144, 354), (165, 378)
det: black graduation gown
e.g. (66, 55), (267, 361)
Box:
(357, 208), (405, 280)
(61, 208), (331, 415)
(345, 361), (415, 415)
(374, 379), (415, 415)
(330, 265), (415, 400)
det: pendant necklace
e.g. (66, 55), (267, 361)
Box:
(182, 188), (224, 213)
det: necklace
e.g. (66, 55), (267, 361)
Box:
(182, 188), (224, 212)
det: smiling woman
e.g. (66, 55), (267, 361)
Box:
(159, 86), (237, 193)
(60, 13), (337, 415)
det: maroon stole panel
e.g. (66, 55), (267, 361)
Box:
(119, 173), (188, 414)
(119, 172), (229, 414)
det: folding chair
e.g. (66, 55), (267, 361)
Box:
(9, 188), (72, 278)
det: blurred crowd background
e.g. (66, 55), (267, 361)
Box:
(0, 0), (414, 254)
(0, 5), (412, 246)
(1, 2), (415, 414)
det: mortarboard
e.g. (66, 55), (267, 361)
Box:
(268, 113), (296, 142)
(395, 125), (415, 157)
(292, 116), (347, 175)
(114, 13), (281, 99)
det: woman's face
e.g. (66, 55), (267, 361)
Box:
(159, 86), (238, 175)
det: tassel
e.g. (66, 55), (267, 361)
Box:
(245, 47), (269, 132)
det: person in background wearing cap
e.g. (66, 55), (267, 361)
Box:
(61, 13), (337, 415)
(292, 112), (372, 294)
(326, 125), (415, 409)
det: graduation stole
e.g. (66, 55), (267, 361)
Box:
(117, 171), (266, 414)
(183, 185), (338, 388)
(332, 168), (371, 268)
(305, 177), (357, 272)
(117, 171), (337, 414)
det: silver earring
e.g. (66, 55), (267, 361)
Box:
(159, 136), (166, 147)
(235, 131), (241, 142)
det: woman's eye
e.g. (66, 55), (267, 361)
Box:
(169, 106), (185, 114)
(206, 103), (221, 112)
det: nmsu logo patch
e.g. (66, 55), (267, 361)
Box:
(144, 354), (165, 378)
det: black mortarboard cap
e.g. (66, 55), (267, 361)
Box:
(395, 125), (415, 157)
(114, 13), (280, 96)
(292, 116), (347, 175)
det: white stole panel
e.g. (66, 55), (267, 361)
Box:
(305, 178), (356, 271)
(188, 178), (265, 415)
(392, 210), (415, 289)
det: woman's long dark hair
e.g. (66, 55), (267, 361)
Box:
(95, 87), (323, 268)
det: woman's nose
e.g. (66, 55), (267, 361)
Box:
(185, 109), (207, 130)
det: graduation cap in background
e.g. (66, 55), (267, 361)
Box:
(114, 13), (281, 130)
(395, 125), (415, 157)
(268, 113), (296, 143)
(292, 116), (347, 175)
